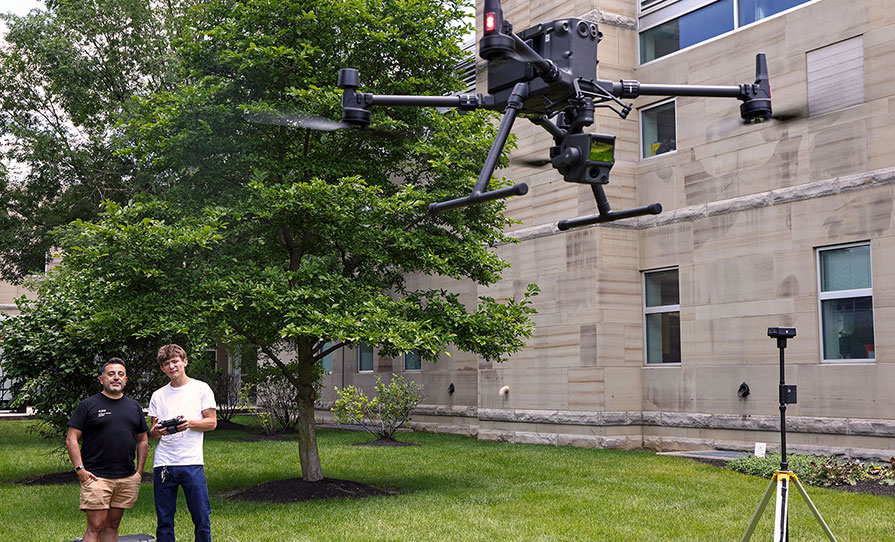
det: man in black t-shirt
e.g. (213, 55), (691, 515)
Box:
(66, 358), (149, 542)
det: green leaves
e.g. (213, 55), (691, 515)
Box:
(0, 0), (540, 473)
(332, 374), (422, 440)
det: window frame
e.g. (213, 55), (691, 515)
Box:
(403, 350), (422, 372)
(640, 99), (677, 160)
(816, 242), (875, 364)
(321, 341), (334, 374)
(357, 343), (374, 373)
(638, 0), (820, 65)
(643, 267), (682, 366)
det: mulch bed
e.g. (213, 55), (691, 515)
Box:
(221, 477), (397, 503)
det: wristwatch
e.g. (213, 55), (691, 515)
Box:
(74, 465), (84, 472)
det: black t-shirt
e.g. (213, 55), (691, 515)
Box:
(67, 393), (149, 478)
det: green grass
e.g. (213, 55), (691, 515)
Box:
(1, 419), (893, 541)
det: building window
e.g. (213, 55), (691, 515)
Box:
(639, 0), (813, 63)
(738, 0), (811, 26)
(644, 268), (681, 364)
(403, 350), (422, 371)
(321, 341), (334, 374)
(640, 0), (734, 64)
(818, 243), (874, 362)
(358, 343), (374, 372)
(641, 100), (676, 159)
(807, 36), (864, 117)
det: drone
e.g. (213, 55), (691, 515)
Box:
(331, 0), (772, 230)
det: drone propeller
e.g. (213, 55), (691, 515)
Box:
(243, 110), (351, 131)
(767, 108), (807, 122)
(244, 109), (406, 141)
(513, 156), (552, 167)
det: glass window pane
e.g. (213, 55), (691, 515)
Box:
(645, 269), (680, 307)
(321, 341), (333, 373)
(679, 0), (734, 49)
(404, 350), (422, 371)
(640, 19), (680, 64)
(639, 0), (734, 63)
(820, 245), (871, 292)
(358, 343), (373, 372)
(739, 0), (809, 26)
(641, 102), (676, 158)
(646, 312), (681, 363)
(822, 297), (874, 360)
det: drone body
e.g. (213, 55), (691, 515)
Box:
(334, 0), (773, 229)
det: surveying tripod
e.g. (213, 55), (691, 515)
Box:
(740, 328), (837, 542)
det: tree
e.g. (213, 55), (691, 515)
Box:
(0, 0), (192, 282)
(2, 0), (538, 483)
(0, 266), (179, 439)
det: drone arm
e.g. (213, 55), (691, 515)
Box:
(509, 33), (563, 85)
(616, 81), (745, 99)
(428, 82), (531, 213)
(603, 53), (772, 122)
(370, 94), (494, 110)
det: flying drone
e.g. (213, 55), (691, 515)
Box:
(330, 0), (773, 230)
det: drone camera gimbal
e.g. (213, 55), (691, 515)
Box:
(337, 0), (774, 229)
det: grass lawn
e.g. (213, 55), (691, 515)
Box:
(1, 418), (892, 541)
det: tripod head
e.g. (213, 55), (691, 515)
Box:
(333, 0), (776, 228)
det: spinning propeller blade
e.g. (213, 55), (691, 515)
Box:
(244, 110), (350, 131)
(244, 109), (407, 141)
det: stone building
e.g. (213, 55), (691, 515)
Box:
(318, 0), (895, 460)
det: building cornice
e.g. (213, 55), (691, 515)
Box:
(506, 166), (895, 243)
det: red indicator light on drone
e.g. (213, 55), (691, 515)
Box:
(485, 12), (496, 33)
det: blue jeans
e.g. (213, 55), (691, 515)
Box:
(153, 465), (212, 542)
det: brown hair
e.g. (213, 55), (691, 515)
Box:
(157, 344), (187, 365)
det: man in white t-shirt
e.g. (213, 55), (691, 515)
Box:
(148, 344), (217, 542)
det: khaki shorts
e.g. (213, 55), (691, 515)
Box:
(79, 472), (142, 510)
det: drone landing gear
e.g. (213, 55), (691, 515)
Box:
(556, 185), (662, 230)
(428, 82), (530, 213)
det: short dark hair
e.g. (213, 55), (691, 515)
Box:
(101, 357), (126, 374)
(157, 344), (187, 365)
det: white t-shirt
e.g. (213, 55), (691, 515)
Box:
(148, 379), (216, 467)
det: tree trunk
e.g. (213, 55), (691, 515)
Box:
(296, 337), (323, 481)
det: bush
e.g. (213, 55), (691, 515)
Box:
(726, 453), (870, 486)
(332, 374), (422, 441)
(237, 366), (301, 434)
(236, 383), (275, 435)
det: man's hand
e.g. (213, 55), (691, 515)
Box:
(76, 468), (97, 484)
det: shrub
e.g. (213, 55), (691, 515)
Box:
(867, 457), (895, 486)
(236, 365), (302, 434)
(725, 453), (870, 486)
(236, 383), (275, 435)
(332, 374), (422, 441)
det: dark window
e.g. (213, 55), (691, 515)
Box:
(644, 269), (681, 364)
(358, 343), (374, 372)
(641, 101), (676, 158)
